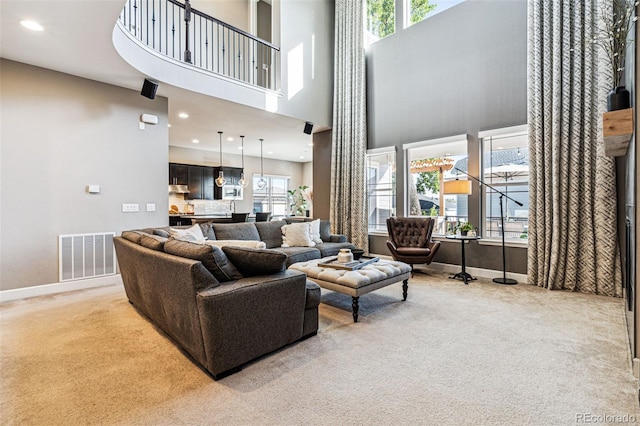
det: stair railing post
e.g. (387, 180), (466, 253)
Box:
(184, 0), (192, 63)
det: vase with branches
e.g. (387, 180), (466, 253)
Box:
(595, 0), (637, 110)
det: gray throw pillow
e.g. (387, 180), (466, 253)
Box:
(198, 222), (216, 241)
(164, 238), (242, 282)
(320, 220), (331, 242)
(222, 247), (286, 277)
(153, 228), (170, 238)
(254, 220), (286, 248)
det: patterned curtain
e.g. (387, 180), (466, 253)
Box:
(330, 0), (368, 252)
(527, 0), (622, 296)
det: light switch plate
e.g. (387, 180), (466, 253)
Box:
(122, 203), (139, 213)
(146, 203), (156, 212)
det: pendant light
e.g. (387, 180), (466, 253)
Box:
(215, 131), (226, 187)
(238, 135), (249, 188)
(256, 138), (267, 190)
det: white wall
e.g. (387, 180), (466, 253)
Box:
(0, 60), (169, 291)
(192, 0), (250, 32)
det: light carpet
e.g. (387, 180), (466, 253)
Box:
(1, 270), (639, 425)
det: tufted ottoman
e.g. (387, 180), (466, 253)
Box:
(289, 257), (412, 322)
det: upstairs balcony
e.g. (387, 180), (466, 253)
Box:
(119, 0), (279, 91)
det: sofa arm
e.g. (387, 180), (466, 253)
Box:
(196, 269), (308, 377)
(329, 234), (348, 243)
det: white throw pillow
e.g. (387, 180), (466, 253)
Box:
(281, 222), (315, 247)
(169, 224), (206, 244)
(205, 240), (267, 249)
(309, 219), (323, 245)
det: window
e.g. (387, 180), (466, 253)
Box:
(404, 135), (470, 236)
(367, 148), (396, 233)
(365, 0), (395, 43)
(252, 175), (290, 216)
(405, 0), (437, 28)
(480, 126), (529, 243)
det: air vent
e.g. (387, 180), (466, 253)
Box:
(59, 233), (116, 282)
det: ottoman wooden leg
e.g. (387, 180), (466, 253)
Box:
(351, 296), (359, 322)
(402, 279), (408, 301)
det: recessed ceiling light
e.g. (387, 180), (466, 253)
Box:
(168, 123), (171, 128)
(227, 137), (234, 142)
(299, 156), (305, 159)
(192, 139), (199, 144)
(21, 20), (44, 31)
(308, 143), (314, 146)
(238, 146), (243, 150)
(268, 151), (273, 155)
(178, 112), (189, 119)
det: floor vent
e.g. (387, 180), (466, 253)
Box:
(58, 233), (116, 282)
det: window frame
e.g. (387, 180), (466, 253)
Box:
(403, 134), (471, 237)
(252, 174), (291, 217)
(478, 125), (529, 248)
(366, 146), (397, 235)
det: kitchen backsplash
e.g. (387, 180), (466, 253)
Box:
(169, 195), (232, 215)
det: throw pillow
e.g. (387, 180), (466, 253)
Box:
(222, 247), (286, 277)
(309, 219), (323, 244)
(139, 234), (167, 251)
(164, 238), (242, 282)
(281, 222), (315, 247)
(205, 240), (267, 249)
(169, 224), (206, 244)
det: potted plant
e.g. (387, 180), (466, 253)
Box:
(595, 0), (637, 111)
(459, 222), (474, 236)
(288, 185), (309, 216)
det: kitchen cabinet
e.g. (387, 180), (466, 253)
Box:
(170, 163), (215, 200)
(213, 167), (243, 199)
(169, 216), (192, 226)
(186, 165), (215, 200)
(169, 163), (189, 185)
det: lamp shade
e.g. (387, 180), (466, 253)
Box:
(443, 179), (472, 195)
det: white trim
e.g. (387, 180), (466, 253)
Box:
(0, 275), (123, 303)
(367, 146), (396, 155)
(402, 134), (469, 150)
(478, 124), (528, 139)
(368, 254), (528, 283)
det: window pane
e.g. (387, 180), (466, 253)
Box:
(252, 175), (290, 215)
(366, 0), (395, 43)
(407, 138), (468, 235)
(367, 150), (396, 233)
(481, 129), (529, 242)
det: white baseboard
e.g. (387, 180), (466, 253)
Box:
(0, 275), (123, 303)
(369, 254), (528, 284)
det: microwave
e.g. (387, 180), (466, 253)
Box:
(222, 184), (243, 200)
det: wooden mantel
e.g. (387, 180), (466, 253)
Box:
(603, 108), (634, 157)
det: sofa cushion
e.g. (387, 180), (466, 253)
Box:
(169, 224), (206, 244)
(275, 246), (321, 267)
(164, 238), (242, 282)
(212, 222), (260, 241)
(316, 242), (356, 257)
(121, 230), (145, 244)
(281, 222), (315, 247)
(198, 222), (216, 241)
(206, 240), (266, 249)
(319, 220), (331, 242)
(139, 233), (168, 251)
(254, 220), (286, 248)
(222, 247), (287, 277)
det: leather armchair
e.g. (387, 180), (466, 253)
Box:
(386, 217), (441, 273)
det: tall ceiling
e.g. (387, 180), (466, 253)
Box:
(0, 0), (315, 162)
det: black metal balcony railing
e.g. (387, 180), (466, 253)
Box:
(119, 0), (280, 91)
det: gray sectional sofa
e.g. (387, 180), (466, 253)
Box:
(114, 219), (354, 379)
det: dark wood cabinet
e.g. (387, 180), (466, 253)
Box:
(169, 216), (192, 226)
(169, 163), (189, 185)
(213, 167), (244, 199)
(169, 163), (215, 200)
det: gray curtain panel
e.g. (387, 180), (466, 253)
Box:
(330, 0), (369, 252)
(527, 0), (622, 296)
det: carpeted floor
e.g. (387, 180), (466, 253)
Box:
(1, 270), (639, 425)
